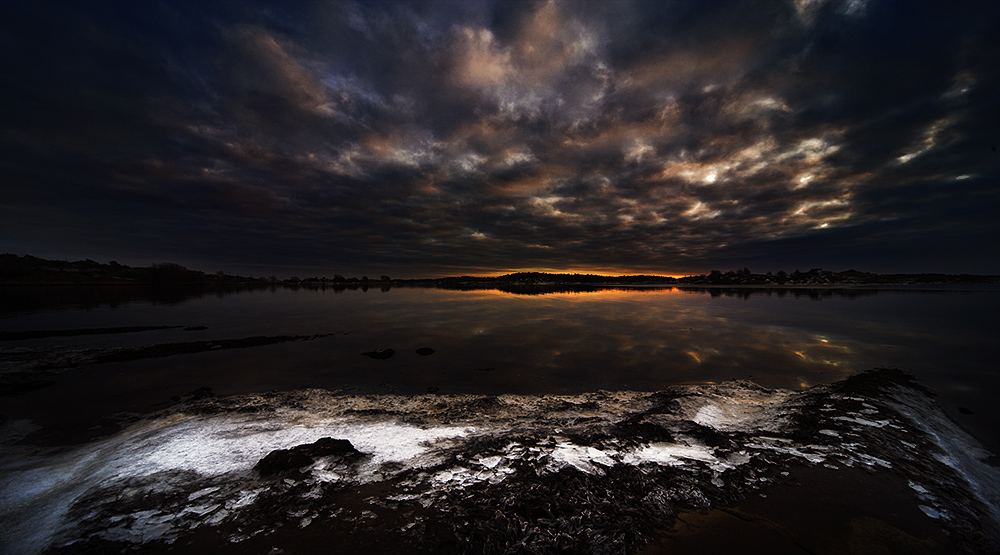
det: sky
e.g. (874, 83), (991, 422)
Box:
(2, 0), (998, 278)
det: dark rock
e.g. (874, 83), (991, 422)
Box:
(344, 408), (401, 416)
(362, 348), (395, 360)
(610, 417), (675, 445)
(253, 449), (313, 477)
(834, 367), (932, 398)
(463, 396), (502, 412)
(958, 406), (975, 415)
(254, 437), (360, 476)
(171, 386), (215, 403)
(553, 400), (600, 411)
(415, 347), (435, 356)
(303, 437), (360, 459)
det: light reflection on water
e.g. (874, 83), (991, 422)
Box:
(1, 285), (998, 449)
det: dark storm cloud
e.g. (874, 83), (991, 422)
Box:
(2, 0), (998, 276)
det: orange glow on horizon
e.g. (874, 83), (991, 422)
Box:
(463, 286), (688, 299)
(448, 268), (697, 279)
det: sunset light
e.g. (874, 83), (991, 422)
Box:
(1, 0), (996, 278)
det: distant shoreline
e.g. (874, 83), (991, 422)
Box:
(2, 253), (998, 287)
(3, 280), (999, 291)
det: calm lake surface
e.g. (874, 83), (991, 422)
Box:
(2, 284), (998, 451)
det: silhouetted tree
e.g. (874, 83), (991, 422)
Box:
(147, 263), (199, 284)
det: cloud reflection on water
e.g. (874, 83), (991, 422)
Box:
(296, 287), (868, 394)
(2, 286), (995, 433)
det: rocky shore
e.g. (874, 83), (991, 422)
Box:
(1, 369), (997, 554)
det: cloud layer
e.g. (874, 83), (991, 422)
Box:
(2, 0), (998, 276)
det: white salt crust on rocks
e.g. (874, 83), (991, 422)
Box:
(2, 375), (998, 555)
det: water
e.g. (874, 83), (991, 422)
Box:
(2, 284), (999, 554)
(1, 285), (998, 449)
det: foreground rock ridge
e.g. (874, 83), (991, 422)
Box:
(1, 369), (998, 554)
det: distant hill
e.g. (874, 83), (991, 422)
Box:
(0, 254), (266, 285)
(404, 267), (999, 287)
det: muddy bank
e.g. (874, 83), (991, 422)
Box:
(0, 326), (192, 342)
(1, 369), (997, 554)
(0, 334), (332, 396)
